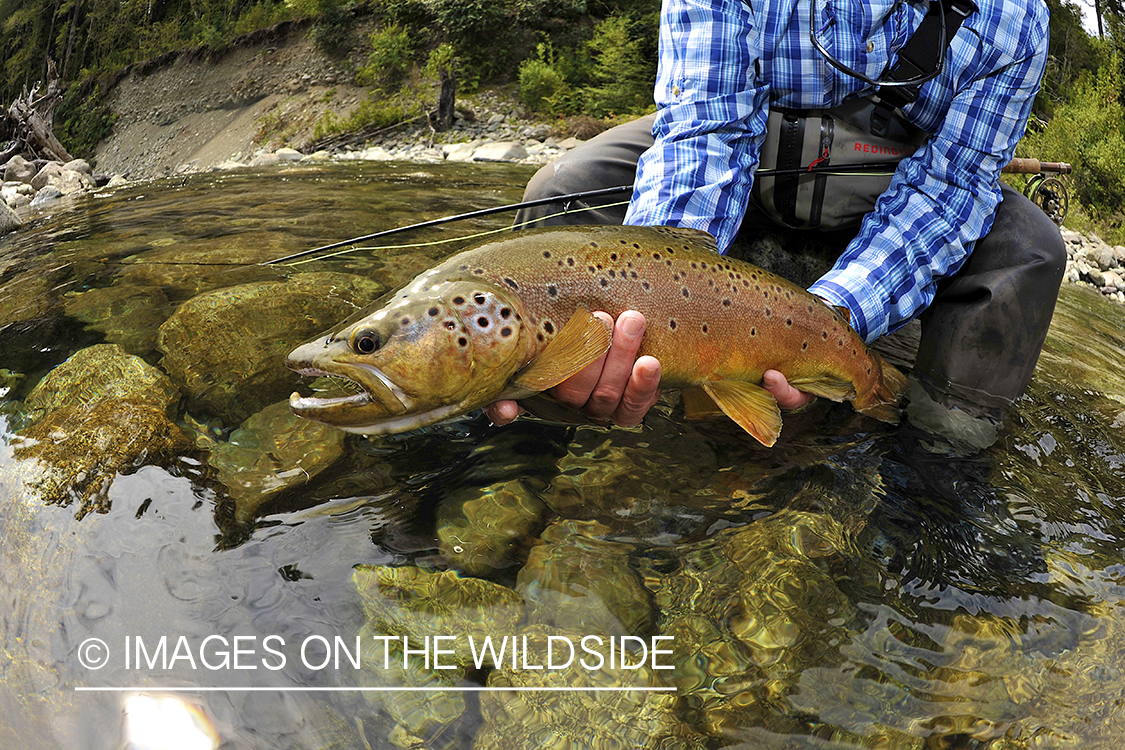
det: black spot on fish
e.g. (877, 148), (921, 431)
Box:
(504, 278), (519, 291)
(723, 299), (731, 306)
(477, 316), (490, 328)
(765, 308), (772, 317)
(567, 258), (576, 266)
(543, 251), (552, 259)
(653, 253), (661, 260)
(681, 287), (690, 298)
(630, 271), (638, 279)
(458, 337), (468, 347)
(822, 331), (829, 339)
(588, 265), (597, 274)
(445, 321), (456, 330)
(547, 285), (558, 297)
(591, 242), (599, 248)
(400, 317), (410, 326)
(609, 270), (616, 278)
(501, 327), (513, 337)
(750, 327), (757, 337)
(459, 265), (469, 271)
(428, 307), (440, 317)
(786, 318), (792, 327)
(600, 278), (609, 288)
(669, 320), (677, 330)
(702, 324), (709, 334)
(691, 262), (698, 269)
(668, 247), (676, 254)
(633, 243), (641, 249)
(474, 269), (484, 275)
(802, 342), (809, 350)
(501, 307), (511, 318)
(642, 281), (651, 291)
(453, 296), (465, 306)
(544, 321), (555, 334)
(610, 253), (618, 261)
(474, 293), (487, 304)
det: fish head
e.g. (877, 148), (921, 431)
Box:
(287, 280), (530, 433)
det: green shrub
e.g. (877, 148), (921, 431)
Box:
(356, 24), (417, 91)
(582, 13), (654, 116)
(518, 56), (569, 112)
(1019, 54), (1125, 232)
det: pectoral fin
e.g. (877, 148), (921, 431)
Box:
(701, 380), (783, 447)
(511, 307), (612, 391)
(785, 376), (856, 402)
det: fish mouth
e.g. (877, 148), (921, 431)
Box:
(288, 362), (410, 424)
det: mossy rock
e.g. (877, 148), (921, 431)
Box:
(156, 271), (386, 424)
(24, 343), (180, 421)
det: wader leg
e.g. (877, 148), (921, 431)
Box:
(514, 114), (657, 228)
(912, 182), (1066, 414)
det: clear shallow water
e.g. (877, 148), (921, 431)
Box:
(1, 162), (1124, 749)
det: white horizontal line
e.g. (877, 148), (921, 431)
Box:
(75, 686), (677, 693)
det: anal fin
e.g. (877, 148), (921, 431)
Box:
(511, 307), (612, 391)
(785, 376), (856, 403)
(701, 380), (783, 447)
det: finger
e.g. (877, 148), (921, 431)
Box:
(483, 399), (523, 426)
(612, 355), (662, 427)
(582, 311), (647, 419)
(762, 369), (816, 410)
(549, 311), (614, 409)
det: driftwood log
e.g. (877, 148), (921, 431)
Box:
(2, 60), (73, 166)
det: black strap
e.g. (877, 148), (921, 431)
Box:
(871, 0), (976, 134)
(775, 111), (806, 225)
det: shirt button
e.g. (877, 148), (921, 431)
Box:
(672, 85), (681, 97)
(866, 40), (875, 53)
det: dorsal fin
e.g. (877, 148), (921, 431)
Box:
(511, 307), (612, 391)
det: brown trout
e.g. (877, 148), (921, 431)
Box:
(287, 226), (908, 446)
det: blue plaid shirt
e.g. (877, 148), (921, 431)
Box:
(623, 0), (1049, 342)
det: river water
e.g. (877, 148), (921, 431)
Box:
(1, 162), (1124, 749)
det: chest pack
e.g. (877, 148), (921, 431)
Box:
(751, 0), (976, 230)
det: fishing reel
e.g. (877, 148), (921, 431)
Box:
(1024, 174), (1069, 226)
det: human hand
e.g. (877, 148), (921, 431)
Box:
(484, 310), (662, 427)
(761, 369), (817, 410)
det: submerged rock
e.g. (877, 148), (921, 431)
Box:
(516, 520), (654, 638)
(12, 344), (190, 517)
(156, 271), (386, 423)
(642, 510), (860, 742)
(475, 624), (705, 750)
(353, 565), (524, 745)
(201, 400), (346, 522)
(353, 566), (524, 669)
(437, 478), (547, 575)
(24, 343), (180, 421)
(63, 285), (172, 355)
(13, 396), (193, 518)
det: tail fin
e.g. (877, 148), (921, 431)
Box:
(854, 351), (910, 423)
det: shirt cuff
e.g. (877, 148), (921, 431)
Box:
(807, 270), (886, 344)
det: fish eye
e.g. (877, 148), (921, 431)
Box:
(353, 330), (381, 354)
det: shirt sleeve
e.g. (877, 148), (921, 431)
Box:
(808, 10), (1050, 343)
(623, 0), (769, 249)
